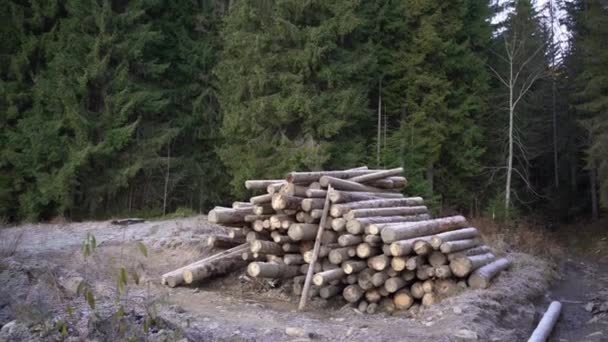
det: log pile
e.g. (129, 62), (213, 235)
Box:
(161, 166), (511, 313)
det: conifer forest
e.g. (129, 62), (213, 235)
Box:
(1, 0), (606, 223)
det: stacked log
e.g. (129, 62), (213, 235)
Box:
(162, 166), (510, 313)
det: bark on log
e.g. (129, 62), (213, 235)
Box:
(287, 223), (318, 241)
(286, 169), (381, 183)
(313, 269), (346, 286)
(527, 301), (562, 342)
(245, 179), (285, 190)
(330, 197), (424, 217)
(302, 198), (325, 212)
(310, 209), (324, 219)
(348, 167), (404, 183)
(183, 257), (247, 285)
(250, 240), (284, 255)
(450, 253), (496, 277)
(246, 231), (269, 242)
(364, 214), (432, 235)
(384, 277), (407, 293)
(272, 234), (291, 244)
(468, 258), (511, 289)
(331, 218), (347, 231)
(365, 288), (382, 303)
(430, 227), (479, 249)
(250, 193), (273, 205)
(405, 256), (424, 271)
(303, 246), (332, 263)
(422, 280), (434, 293)
(343, 206), (428, 220)
(389, 236), (433, 256)
(320, 176), (388, 193)
(439, 238), (480, 254)
(245, 214), (271, 223)
(207, 235), (244, 249)
(358, 300), (369, 313)
(319, 285), (342, 299)
(282, 243), (300, 253)
(228, 228), (247, 240)
(299, 262), (322, 275)
(306, 189), (327, 198)
(328, 247), (356, 264)
(266, 182), (286, 194)
(342, 260), (367, 274)
(343, 284), (365, 303)
(280, 183), (308, 197)
(394, 289), (414, 310)
(381, 215), (468, 243)
(368, 254), (390, 271)
(428, 251), (447, 267)
(247, 262), (300, 278)
(391, 256), (407, 272)
(208, 207), (250, 224)
(329, 190), (403, 204)
(371, 271), (389, 287)
(271, 194), (304, 211)
(338, 234), (362, 247)
(253, 203), (274, 215)
(447, 245), (492, 261)
(356, 243), (381, 259)
(413, 240), (433, 256)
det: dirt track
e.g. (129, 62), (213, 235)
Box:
(0, 216), (606, 341)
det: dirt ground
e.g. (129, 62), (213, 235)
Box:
(0, 216), (607, 341)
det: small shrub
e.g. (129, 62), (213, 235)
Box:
(0, 230), (24, 258)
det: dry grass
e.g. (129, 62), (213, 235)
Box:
(0, 230), (24, 258)
(471, 217), (565, 260)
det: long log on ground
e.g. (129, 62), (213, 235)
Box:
(250, 193), (273, 205)
(320, 176), (387, 193)
(343, 206), (428, 220)
(439, 238), (480, 253)
(247, 262), (301, 278)
(161, 243), (249, 287)
(468, 258), (511, 289)
(380, 215), (468, 243)
(330, 197), (425, 217)
(347, 167), (404, 183)
(527, 301), (562, 342)
(207, 235), (245, 249)
(183, 257), (247, 284)
(271, 194), (304, 210)
(329, 190), (403, 204)
(430, 227), (479, 249)
(447, 245), (492, 261)
(208, 207), (251, 224)
(450, 253), (496, 277)
(245, 179), (285, 190)
(253, 203), (274, 215)
(286, 170), (380, 183)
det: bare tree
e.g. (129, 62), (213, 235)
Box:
(488, 27), (547, 211)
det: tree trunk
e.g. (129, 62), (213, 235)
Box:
(447, 245), (492, 261)
(353, 214), (431, 235)
(207, 235), (245, 249)
(381, 215), (468, 243)
(590, 166), (599, 220)
(528, 301), (562, 342)
(250, 240), (284, 255)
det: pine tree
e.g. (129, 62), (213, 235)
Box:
(216, 0), (375, 197)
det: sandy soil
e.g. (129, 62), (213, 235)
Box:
(0, 216), (605, 341)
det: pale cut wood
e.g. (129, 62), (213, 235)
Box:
(342, 260), (367, 274)
(394, 289), (414, 310)
(356, 243), (381, 259)
(422, 280), (434, 293)
(468, 258), (511, 289)
(247, 262), (300, 278)
(271, 194), (304, 210)
(266, 182), (285, 194)
(245, 179), (284, 190)
(301, 198), (325, 212)
(527, 301), (562, 342)
(331, 197), (425, 217)
(328, 247), (356, 264)
(365, 214), (432, 235)
(430, 227), (479, 249)
(302, 246), (332, 263)
(250, 193), (273, 205)
(310, 209), (324, 219)
(440, 238), (480, 253)
(381, 215), (468, 243)
(368, 254), (390, 271)
(283, 254), (304, 265)
(331, 218), (347, 231)
(413, 240), (433, 256)
(287, 223), (318, 241)
(343, 284), (365, 303)
(270, 214), (290, 229)
(391, 256), (407, 271)
(280, 183), (308, 197)
(299, 185), (332, 311)
(450, 252), (496, 277)
(208, 207), (251, 224)
(384, 276), (407, 293)
(343, 206), (428, 220)
(313, 268), (345, 286)
(389, 236), (433, 256)
(348, 167), (404, 183)
(421, 293), (436, 307)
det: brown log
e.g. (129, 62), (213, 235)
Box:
(391, 256), (407, 272)
(330, 197), (425, 217)
(402, 270), (416, 281)
(313, 268), (345, 286)
(468, 258), (511, 289)
(405, 255), (424, 271)
(364, 214), (433, 235)
(421, 293), (437, 307)
(393, 289), (414, 310)
(283, 254), (305, 265)
(428, 251), (447, 267)
(207, 235), (245, 249)
(286, 169), (380, 183)
(271, 194), (304, 211)
(282, 243), (300, 253)
(338, 234), (363, 247)
(250, 193), (273, 205)
(413, 240), (433, 256)
(384, 276), (407, 293)
(380, 298), (396, 313)
(319, 285), (342, 299)
(183, 257), (247, 285)
(245, 179), (284, 190)
(365, 288), (382, 303)
(208, 207), (251, 224)
(329, 190), (403, 204)
(434, 265), (452, 279)
(355, 243), (381, 259)
(302, 198), (325, 212)
(430, 227), (479, 249)
(343, 284), (366, 303)
(343, 206), (428, 220)
(410, 282), (425, 299)
(342, 260), (367, 274)
(287, 223), (318, 241)
(389, 236), (433, 256)
(306, 189), (327, 198)
(331, 218), (347, 232)
(357, 268), (375, 290)
(272, 234), (291, 244)
(416, 265), (434, 280)
(450, 252), (497, 277)
(368, 255), (390, 271)
(328, 247), (356, 264)
(348, 167), (404, 183)
(381, 215), (468, 243)
(246, 231), (270, 242)
(439, 238), (480, 254)
(248, 262), (300, 278)
(446, 245), (492, 261)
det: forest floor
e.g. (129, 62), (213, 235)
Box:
(0, 216), (606, 341)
